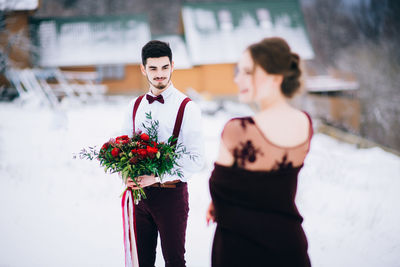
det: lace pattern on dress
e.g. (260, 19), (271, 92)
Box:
(222, 116), (311, 172)
(272, 154), (294, 171)
(233, 140), (263, 168)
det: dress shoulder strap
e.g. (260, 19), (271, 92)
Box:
(303, 111), (314, 142)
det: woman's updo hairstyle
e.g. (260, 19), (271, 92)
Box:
(248, 37), (301, 98)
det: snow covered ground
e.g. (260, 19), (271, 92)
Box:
(1, 97), (399, 267)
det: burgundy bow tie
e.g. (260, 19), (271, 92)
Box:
(146, 94), (164, 104)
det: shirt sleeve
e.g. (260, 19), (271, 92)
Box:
(160, 100), (205, 183)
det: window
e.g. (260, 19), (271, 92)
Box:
(97, 65), (125, 81)
(257, 8), (272, 29)
(218, 10), (233, 31)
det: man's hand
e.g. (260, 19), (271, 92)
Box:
(126, 174), (157, 189)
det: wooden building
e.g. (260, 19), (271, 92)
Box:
(28, 0), (314, 96)
(4, 0), (361, 134)
(1, 0), (39, 71)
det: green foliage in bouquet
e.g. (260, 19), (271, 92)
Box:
(77, 112), (192, 202)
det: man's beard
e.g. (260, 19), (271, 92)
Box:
(148, 75), (171, 90)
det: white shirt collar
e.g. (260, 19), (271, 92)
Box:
(148, 83), (175, 101)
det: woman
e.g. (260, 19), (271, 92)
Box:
(206, 37), (312, 267)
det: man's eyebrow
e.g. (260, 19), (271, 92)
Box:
(148, 64), (170, 69)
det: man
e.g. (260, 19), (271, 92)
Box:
(121, 40), (204, 267)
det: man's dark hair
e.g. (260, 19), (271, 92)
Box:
(141, 40), (172, 66)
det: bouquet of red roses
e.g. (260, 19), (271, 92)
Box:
(77, 113), (190, 203)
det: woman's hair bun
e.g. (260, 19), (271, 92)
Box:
(248, 38), (302, 98)
(281, 52), (301, 98)
(290, 53), (300, 70)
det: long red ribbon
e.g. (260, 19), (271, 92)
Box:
(122, 189), (139, 267)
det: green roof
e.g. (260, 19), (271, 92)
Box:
(183, 1), (306, 29)
(30, 14), (151, 67)
(182, 0), (314, 64)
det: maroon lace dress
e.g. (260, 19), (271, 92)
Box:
(209, 115), (313, 267)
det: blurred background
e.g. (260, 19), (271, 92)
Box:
(1, 0), (400, 267)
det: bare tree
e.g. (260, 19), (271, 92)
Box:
(0, 5), (37, 73)
(303, 0), (400, 150)
(0, 1), (39, 99)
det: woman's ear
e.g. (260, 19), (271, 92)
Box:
(273, 74), (284, 86)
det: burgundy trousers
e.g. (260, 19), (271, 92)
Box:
(135, 182), (189, 267)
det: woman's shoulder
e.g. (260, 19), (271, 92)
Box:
(254, 108), (312, 148)
(288, 109), (313, 140)
(224, 116), (255, 132)
(221, 117), (255, 147)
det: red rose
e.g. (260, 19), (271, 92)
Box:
(146, 146), (158, 159)
(137, 148), (147, 158)
(131, 149), (137, 154)
(111, 148), (120, 157)
(116, 135), (130, 144)
(151, 141), (158, 147)
(116, 135), (129, 140)
(140, 133), (150, 142)
(101, 142), (109, 150)
(146, 146), (158, 154)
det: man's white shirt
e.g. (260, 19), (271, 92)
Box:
(121, 84), (205, 183)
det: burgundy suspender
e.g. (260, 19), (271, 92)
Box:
(132, 94), (145, 133)
(131, 95), (192, 144)
(172, 97), (191, 146)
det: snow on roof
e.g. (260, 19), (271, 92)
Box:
(182, 1), (314, 65)
(0, 0), (38, 11)
(305, 75), (359, 92)
(31, 15), (151, 67)
(153, 35), (192, 69)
